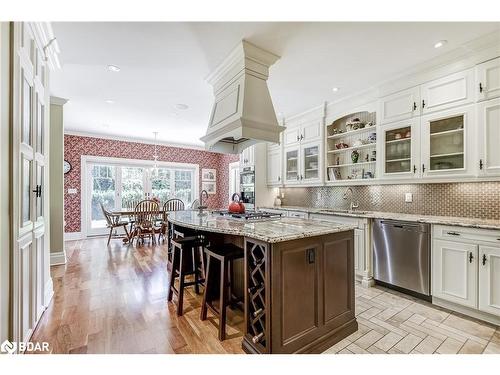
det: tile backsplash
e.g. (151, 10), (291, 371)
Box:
(280, 182), (500, 220)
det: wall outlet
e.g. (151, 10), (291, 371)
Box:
(405, 192), (413, 203)
(316, 192), (321, 200)
(68, 188), (78, 194)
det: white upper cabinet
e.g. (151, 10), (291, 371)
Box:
(420, 105), (475, 178)
(476, 57), (500, 102)
(267, 147), (282, 185)
(301, 120), (322, 142)
(420, 69), (474, 114)
(380, 87), (421, 124)
(240, 145), (255, 167)
(477, 98), (500, 176)
(283, 126), (301, 147)
(479, 245), (500, 316)
(284, 146), (300, 184)
(300, 141), (321, 183)
(379, 118), (421, 179)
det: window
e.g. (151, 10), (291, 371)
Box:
(86, 159), (198, 235)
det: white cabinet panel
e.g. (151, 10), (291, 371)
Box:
(284, 127), (301, 146)
(267, 148), (282, 185)
(421, 69), (474, 114)
(478, 98), (500, 176)
(432, 239), (478, 309)
(380, 87), (421, 124)
(301, 141), (321, 183)
(302, 120), (321, 142)
(477, 57), (500, 102)
(379, 118), (421, 179)
(284, 146), (300, 184)
(479, 245), (500, 316)
(420, 105), (474, 178)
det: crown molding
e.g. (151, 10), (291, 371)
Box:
(63, 130), (212, 152)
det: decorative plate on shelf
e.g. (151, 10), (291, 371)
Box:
(63, 160), (72, 174)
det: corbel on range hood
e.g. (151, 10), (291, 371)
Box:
(200, 40), (285, 154)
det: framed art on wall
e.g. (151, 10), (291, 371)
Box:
(202, 168), (216, 181)
(202, 181), (216, 194)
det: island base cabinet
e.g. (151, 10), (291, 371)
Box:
(243, 231), (358, 354)
(479, 246), (500, 316)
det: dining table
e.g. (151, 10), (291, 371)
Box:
(111, 208), (168, 243)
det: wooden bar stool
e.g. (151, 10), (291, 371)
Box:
(200, 243), (244, 341)
(167, 234), (206, 316)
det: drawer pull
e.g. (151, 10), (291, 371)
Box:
(447, 231), (460, 236)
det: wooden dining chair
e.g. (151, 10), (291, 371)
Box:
(101, 203), (130, 245)
(133, 199), (160, 246)
(159, 198), (185, 244)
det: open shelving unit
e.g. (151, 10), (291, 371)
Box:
(326, 111), (377, 182)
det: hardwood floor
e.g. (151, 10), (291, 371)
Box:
(30, 237), (245, 354)
(30, 237), (500, 354)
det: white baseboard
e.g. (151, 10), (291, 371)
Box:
(64, 231), (82, 241)
(44, 278), (54, 307)
(432, 297), (500, 326)
(50, 250), (67, 266)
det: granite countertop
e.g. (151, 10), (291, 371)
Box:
(167, 210), (356, 243)
(260, 206), (500, 231)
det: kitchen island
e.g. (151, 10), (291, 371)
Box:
(167, 210), (358, 354)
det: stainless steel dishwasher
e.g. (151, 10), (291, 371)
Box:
(372, 219), (431, 297)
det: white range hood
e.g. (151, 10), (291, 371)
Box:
(200, 40), (285, 154)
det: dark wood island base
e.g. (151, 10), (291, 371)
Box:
(243, 231), (357, 354)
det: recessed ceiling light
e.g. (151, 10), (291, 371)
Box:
(434, 40), (448, 49)
(105, 99), (115, 104)
(175, 103), (189, 110)
(107, 64), (121, 72)
(332, 87), (339, 92)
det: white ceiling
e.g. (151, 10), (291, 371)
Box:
(51, 22), (500, 147)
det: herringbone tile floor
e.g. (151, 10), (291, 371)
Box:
(323, 285), (500, 354)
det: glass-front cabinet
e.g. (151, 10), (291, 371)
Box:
(380, 119), (420, 178)
(285, 147), (299, 183)
(302, 143), (320, 181)
(421, 105), (473, 177)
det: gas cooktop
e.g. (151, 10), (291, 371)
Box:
(212, 210), (283, 221)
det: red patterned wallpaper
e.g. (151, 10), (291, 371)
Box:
(64, 134), (239, 233)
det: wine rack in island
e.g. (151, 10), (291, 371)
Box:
(326, 111), (377, 182)
(244, 239), (270, 354)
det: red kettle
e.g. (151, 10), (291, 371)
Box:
(229, 193), (245, 214)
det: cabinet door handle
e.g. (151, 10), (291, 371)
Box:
(277, 176), (281, 181)
(300, 134), (304, 140)
(482, 254), (487, 266)
(307, 249), (315, 264)
(413, 102), (417, 111)
(296, 175), (300, 180)
(422, 164), (426, 173)
(479, 159), (483, 170)
(413, 165), (417, 174)
(479, 82), (483, 93)
(296, 135), (300, 141)
(447, 231), (460, 236)
(422, 99), (426, 109)
(469, 252), (474, 263)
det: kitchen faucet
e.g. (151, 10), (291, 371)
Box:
(199, 189), (209, 211)
(342, 187), (359, 211)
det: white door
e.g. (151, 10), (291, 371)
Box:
(301, 141), (321, 183)
(420, 69), (474, 114)
(421, 105), (474, 178)
(477, 98), (500, 176)
(11, 22), (50, 348)
(301, 120), (321, 142)
(379, 86), (421, 124)
(267, 148), (282, 185)
(284, 146), (300, 184)
(432, 239), (478, 308)
(476, 57), (500, 102)
(283, 126), (301, 147)
(379, 118), (420, 179)
(479, 245), (500, 316)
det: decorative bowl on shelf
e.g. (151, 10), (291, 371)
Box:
(335, 141), (349, 149)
